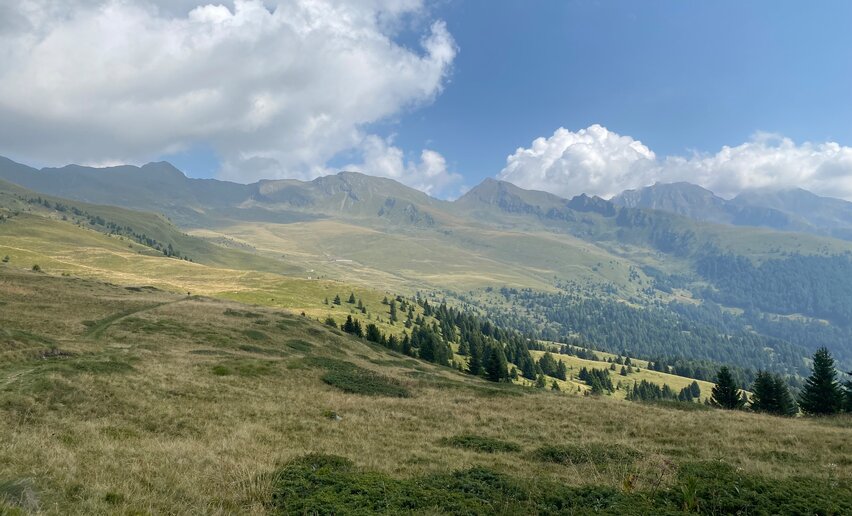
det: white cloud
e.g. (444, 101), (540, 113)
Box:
(0, 0), (456, 191)
(498, 125), (657, 199)
(344, 135), (462, 197)
(498, 125), (852, 201)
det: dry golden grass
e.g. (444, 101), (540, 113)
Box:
(1, 269), (850, 514)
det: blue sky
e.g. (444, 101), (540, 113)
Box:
(382, 0), (852, 190)
(3, 1), (852, 199)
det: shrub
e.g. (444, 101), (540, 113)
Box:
(439, 434), (521, 454)
(531, 443), (640, 466)
(269, 455), (852, 515)
(309, 357), (409, 397)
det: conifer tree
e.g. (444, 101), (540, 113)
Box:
(401, 334), (412, 356)
(555, 360), (568, 381)
(750, 371), (777, 414)
(333, 295), (341, 305)
(799, 347), (844, 415)
(773, 375), (798, 417)
(711, 366), (745, 409)
(689, 381), (701, 399)
(534, 374), (546, 389)
(389, 301), (398, 323)
(620, 366), (628, 376)
(843, 371), (852, 412)
(467, 342), (483, 376)
(365, 323), (382, 343)
(324, 316), (337, 328)
(347, 292), (356, 304)
(486, 346), (508, 382)
(590, 376), (604, 395)
(551, 380), (560, 391)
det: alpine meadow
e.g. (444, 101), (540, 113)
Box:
(1, 1), (851, 514)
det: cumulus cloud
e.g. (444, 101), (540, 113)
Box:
(0, 0), (456, 191)
(344, 135), (462, 197)
(498, 125), (657, 199)
(498, 125), (852, 201)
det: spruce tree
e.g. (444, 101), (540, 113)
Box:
(485, 346), (508, 382)
(590, 376), (604, 395)
(843, 371), (852, 412)
(467, 344), (482, 376)
(555, 360), (568, 381)
(333, 295), (341, 305)
(750, 371), (777, 414)
(773, 376), (798, 417)
(347, 293), (356, 304)
(689, 381), (701, 399)
(799, 347), (844, 415)
(711, 366), (745, 409)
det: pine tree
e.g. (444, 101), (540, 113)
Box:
(798, 347), (844, 415)
(347, 293), (356, 304)
(389, 301), (398, 323)
(333, 295), (341, 305)
(364, 323), (382, 343)
(555, 360), (568, 381)
(551, 380), (560, 391)
(467, 342), (483, 376)
(620, 366), (627, 376)
(773, 376), (798, 417)
(324, 316), (337, 328)
(842, 371), (852, 412)
(485, 346), (508, 382)
(342, 315), (355, 334)
(689, 381), (701, 399)
(711, 366), (745, 409)
(750, 371), (777, 414)
(534, 374), (546, 389)
(590, 376), (605, 395)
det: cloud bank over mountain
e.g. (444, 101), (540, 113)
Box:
(0, 0), (459, 194)
(499, 125), (852, 201)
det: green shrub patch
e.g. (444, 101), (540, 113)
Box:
(439, 434), (521, 454)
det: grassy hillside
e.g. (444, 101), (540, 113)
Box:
(0, 179), (301, 275)
(1, 269), (850, 514)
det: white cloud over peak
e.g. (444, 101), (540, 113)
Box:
(0, 0), (458, 193)
(498, 126), (852, 201)
(499, 125), (657, 199)
(345, 135), (462, 197)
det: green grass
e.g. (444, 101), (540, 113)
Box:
(1, 257), (851, 513)
(438, 434), (522, 454)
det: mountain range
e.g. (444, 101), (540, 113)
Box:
(611, 181), (852, 241)
(3, 155), (852, 373)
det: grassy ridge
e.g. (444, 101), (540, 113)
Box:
(0, 269), (849, 513)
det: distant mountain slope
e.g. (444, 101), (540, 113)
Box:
(611, 181), (852, 240)
(3, 156), (852, 372)
(732, 187), (852, 240)
(0, 178), (300, 275)
(0, 157), (447, 228)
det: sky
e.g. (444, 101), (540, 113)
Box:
(2, 1), (852, 200)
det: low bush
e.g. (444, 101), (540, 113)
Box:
(269, 454), (852, 515)
(531, 443), (640, 466)
(308, 357), (410, 397)
(439, 434), (521, 454)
